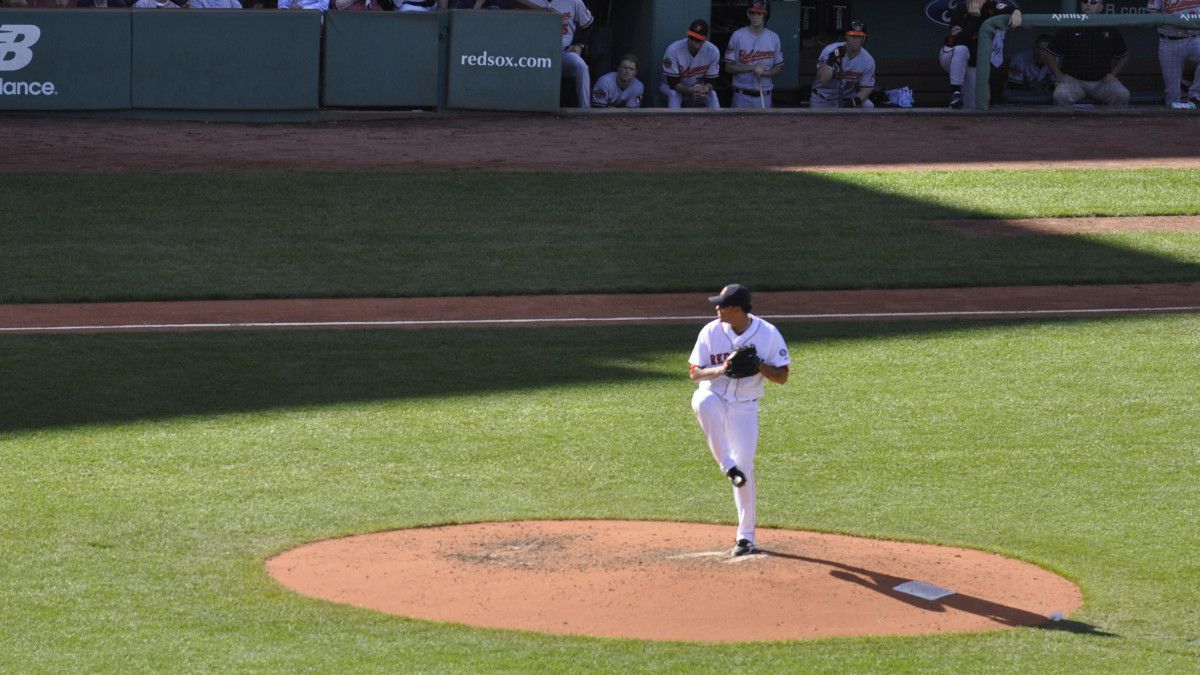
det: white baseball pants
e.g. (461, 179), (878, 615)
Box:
(692, 388), (758, 545)
(659, 83), (720, 109)
(562, 50), (591, 108)
(939, 45), (976, 108)
(1053, 78), (1130, 107)
(731, 90), (772, 109)
(1158, 36), (1200, 104)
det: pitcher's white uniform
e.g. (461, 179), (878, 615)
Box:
(1147, 0), (1200, 105)
(810, 42), (876, 108)
(528, 0), (594, 108)
(724, 26), (784, 108)
(660, 38), (722, 108)
(689, 314), (789, 547)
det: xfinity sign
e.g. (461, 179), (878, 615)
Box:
(0, 24), (40, 72)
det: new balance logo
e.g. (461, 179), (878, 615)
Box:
(0, 24), (41, 72)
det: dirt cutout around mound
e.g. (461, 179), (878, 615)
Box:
(267, 520), (1082, 642)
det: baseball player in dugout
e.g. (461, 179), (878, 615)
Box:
(811, 19), (876, 108)
(591, 54), (644, 108)
(724, 0), (785, 108)
(940, 0), (1022, 109)
(1146, 0), (1200, 108)
(660, 18), (723, 108)
(1042, 0), (1130, 108)
(688, 284), (790, 557)
(514, 0), (594, 108)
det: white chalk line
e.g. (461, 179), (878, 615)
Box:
(666, 549), (770, 564)
(1, 305), (1198, 334)
(666, 550), (729, 559)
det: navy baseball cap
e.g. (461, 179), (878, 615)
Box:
(709, 284), (752, 309)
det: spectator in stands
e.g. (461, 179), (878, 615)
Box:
(451, 0), (504, 6)
(591, 53), (643, 108)
(332, 0), (379, 9)
(811, 19), (876, 108)
(660, 18), (721, 108)
(77, 0), (128, 7)
(940, 0), (1023, 109)
(278, 0), (326, 9)
(513, 0), (593, 108)
(2, 0), (29, 6)
(132, 0), (179, 7)
(1007, 34), (1055, 92)
(1042, 0), (1130, 108)
(1147, 0), (1200, 107)
(189, 0), (241, 6)
(394, 0), (445, 9)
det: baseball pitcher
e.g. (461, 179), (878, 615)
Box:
(689, 284), (790, 557)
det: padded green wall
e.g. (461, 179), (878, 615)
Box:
(131, 10), (320, 110)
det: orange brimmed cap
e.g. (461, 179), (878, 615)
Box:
(687, 19), (709, 41)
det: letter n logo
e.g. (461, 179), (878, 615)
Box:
(0, 25), (41, 72)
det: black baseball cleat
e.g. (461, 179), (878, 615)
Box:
(726, 466), (747, 488)
(732, 539), (757, 556)
(949, 90), (964, 109)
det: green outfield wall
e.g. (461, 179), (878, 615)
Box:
(0, 9), (558, 114)
(322, 11), (441, 108)
(446, 9), (561, 112)
(132, 10), (320, 110)
(0, 11), (129, 110)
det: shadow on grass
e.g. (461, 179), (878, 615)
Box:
(1033, 619), (1119, 638)
(0, 314), (1149, 434)
(1, 172), (1198, 303)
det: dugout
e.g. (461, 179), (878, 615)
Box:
(0, 1), (1192, 114)
(601, 0), (1182, 108)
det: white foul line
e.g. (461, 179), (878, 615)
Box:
(0, 306), (1197, 334)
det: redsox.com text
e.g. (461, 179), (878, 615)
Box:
(459, 51), (553, 69)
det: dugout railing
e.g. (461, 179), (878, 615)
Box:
(975, 12), (1200, 111)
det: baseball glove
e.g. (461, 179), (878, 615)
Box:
(825, 45), (846, 67)
(724, 345), (761, 379)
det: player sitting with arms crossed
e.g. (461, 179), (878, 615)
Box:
(688, 284), (789, 557)
(811, 19), (876, 108)
(591, 54), (644, 108)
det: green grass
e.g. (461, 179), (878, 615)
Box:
(1, 169), (1198, 302)
(1, 316), (1197, 672)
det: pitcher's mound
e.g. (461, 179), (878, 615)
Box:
(267, 520), (1081, 642)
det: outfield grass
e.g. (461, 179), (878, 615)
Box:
(1, 169), (1199, 303)
(1, 316), (1197, 672)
